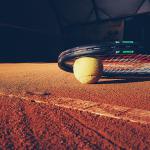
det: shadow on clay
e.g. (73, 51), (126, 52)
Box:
(97, 78), (150, 84)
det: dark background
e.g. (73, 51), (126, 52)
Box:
(0, 0), (149, 62)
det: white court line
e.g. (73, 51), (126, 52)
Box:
(0, 93), (150, 124)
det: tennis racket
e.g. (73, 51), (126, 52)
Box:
(58, 41), (150, 78)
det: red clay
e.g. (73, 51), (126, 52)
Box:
(0, 63), (149, 149)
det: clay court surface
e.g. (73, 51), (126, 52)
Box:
(0, 63), (149, 149)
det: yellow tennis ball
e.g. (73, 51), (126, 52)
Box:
(73, 57), (103, 84)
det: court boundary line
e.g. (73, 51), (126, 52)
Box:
(0, 92), (150, 124)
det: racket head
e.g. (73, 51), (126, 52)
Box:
(58, 41), (150, 78)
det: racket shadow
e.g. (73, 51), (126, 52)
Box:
(97, 78), (150, 84)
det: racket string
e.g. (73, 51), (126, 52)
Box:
(103, 54), (150, 74)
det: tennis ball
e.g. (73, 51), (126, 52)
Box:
(73, 57), (103, 84)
